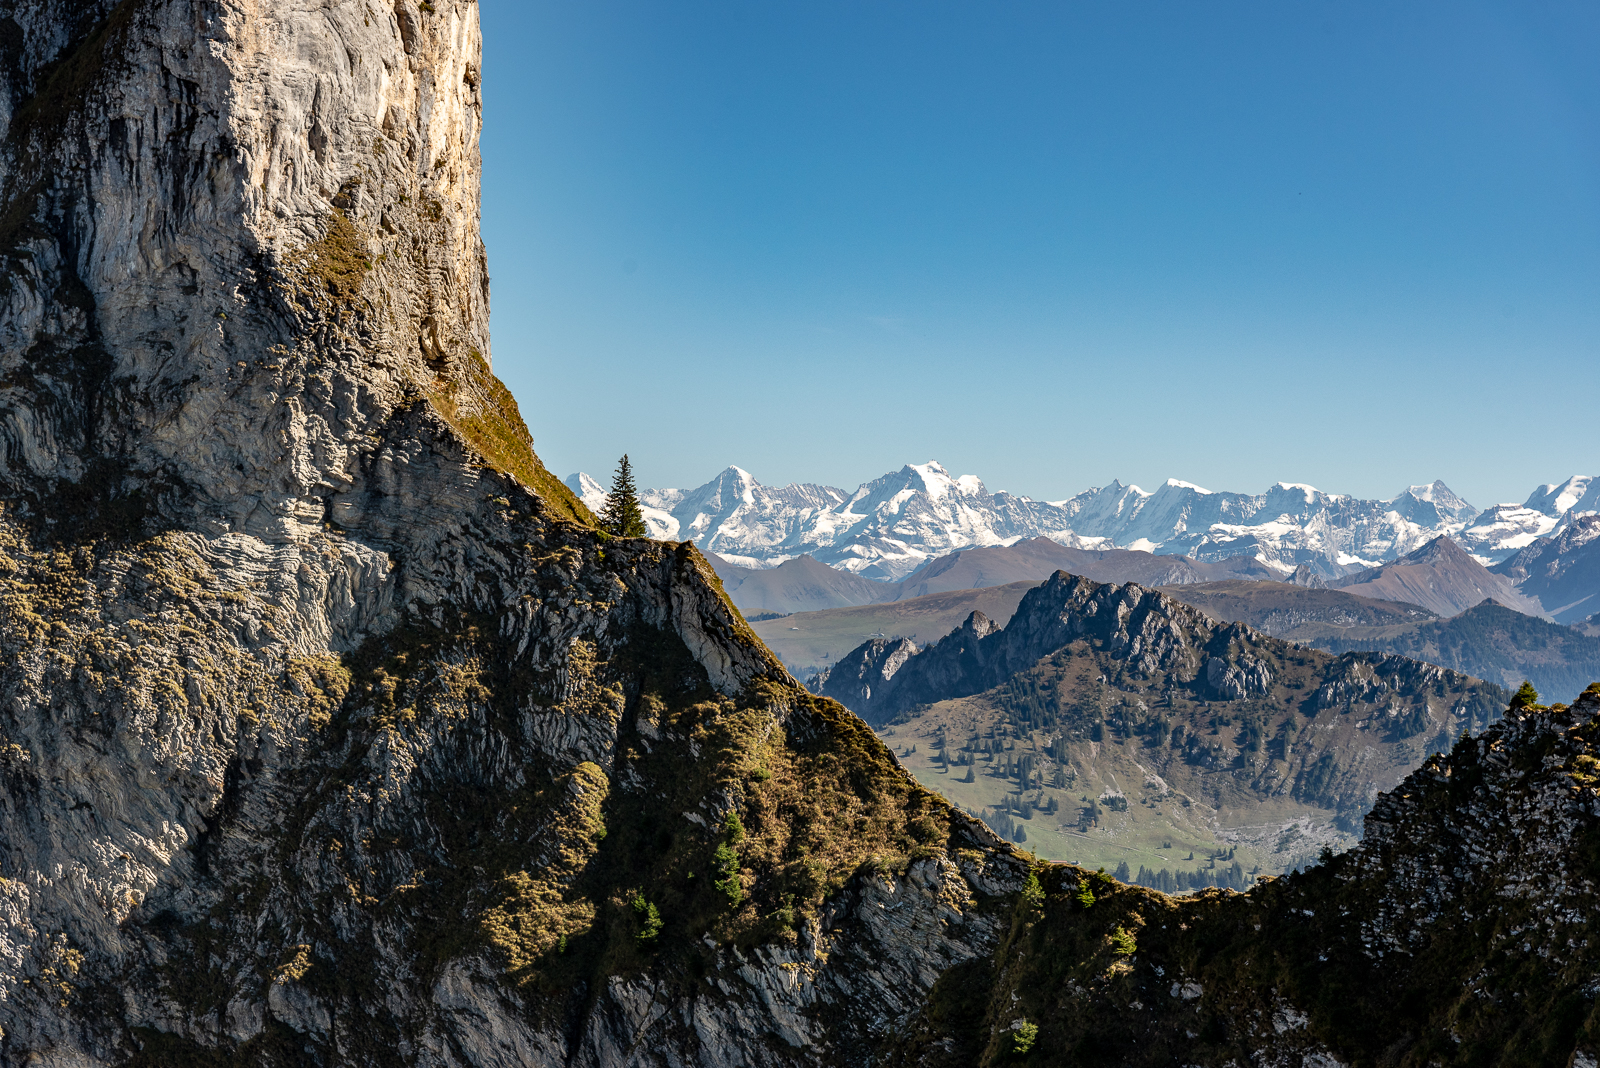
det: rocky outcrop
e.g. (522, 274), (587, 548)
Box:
(0, 2), (1030, 1063)
(815, 573), (1213, 722)
(817, 570), (1483, 728)
(887, 685), (1600, 1067)
(819, 569), (1512, 857)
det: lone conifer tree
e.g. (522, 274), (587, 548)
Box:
(601, 454), (648, 538)
(1510, 680), (1541, 711)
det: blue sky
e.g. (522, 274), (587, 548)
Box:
(479, 1), (1598, 509)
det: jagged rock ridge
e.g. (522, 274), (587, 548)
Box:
(813, 570), (1509, 861)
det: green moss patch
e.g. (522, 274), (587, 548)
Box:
(428, 351), (595, 527)
(288, 209), (370, 305)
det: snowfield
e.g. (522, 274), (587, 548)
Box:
(564, 466), (1598, 582)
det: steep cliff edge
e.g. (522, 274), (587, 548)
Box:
(0, 3), (1029, 1064)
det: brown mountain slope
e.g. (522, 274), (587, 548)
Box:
(710, 537), (1285, 616)
(750, 581), (1039, 676)
(1158, 579), (1438, 634)
(892, 537), (1281, 600)
(1332, 535), (1545, 617)
(705, 551), (884, 614)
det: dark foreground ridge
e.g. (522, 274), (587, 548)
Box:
(889, 683), (1600, 1068)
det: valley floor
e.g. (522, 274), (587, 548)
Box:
(879, 719), (1357, 882)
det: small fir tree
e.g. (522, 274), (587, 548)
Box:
(631, 893), (663, 946)
(1019, 873), (1045, 912)
(1510, 680), (1541, 711)
(601, 454), (648, 538)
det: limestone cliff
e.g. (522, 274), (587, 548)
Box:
(0, 2), (1027, 1063)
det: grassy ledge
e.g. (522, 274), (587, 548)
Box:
(427, 352), (595, 527)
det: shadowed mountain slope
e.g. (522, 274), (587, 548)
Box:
(1492, 514), (1600, 624)
(1155, 580), (1599, 706)
(1307, 599), (1600, 700)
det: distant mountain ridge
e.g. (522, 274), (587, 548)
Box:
(566, 465), (1599, 582)
(1490, 514), (1600, 625)
(703, 537), (1286, 617)
(1329, 535), (1546, 618)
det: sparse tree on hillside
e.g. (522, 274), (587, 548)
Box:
(601, 455), (648, 538)
(1510, 680), (1541, 711)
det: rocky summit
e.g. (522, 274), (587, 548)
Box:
(813, 571), (1509, 870)
(3, 3), (1600, 1067)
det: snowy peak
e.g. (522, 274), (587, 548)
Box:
(1460, 476), (1598, 564)
(1490, 514), (1600, 624)
(563, 472), (606, 513)
(848, 461), (985, 510)
(1526, 475), (1599, 518)
(574, 462), (1596, 591)
(1388, 480), (1476, 528)
(1165, 478), (1214, 494)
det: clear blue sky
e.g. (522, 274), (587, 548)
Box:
(479, 0), (1599, 509)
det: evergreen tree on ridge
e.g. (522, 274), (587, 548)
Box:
(602, 454), (649, 538)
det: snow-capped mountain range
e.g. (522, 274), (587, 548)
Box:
(565, 464), (1599, 583)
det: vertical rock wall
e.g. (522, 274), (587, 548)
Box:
(0, 4), (1028, 1064)
(0, 0), (502, 537)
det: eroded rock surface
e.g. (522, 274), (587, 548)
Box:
(0, 2), (1027, 1063)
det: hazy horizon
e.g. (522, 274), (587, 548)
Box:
(479, 1), (1599, 508)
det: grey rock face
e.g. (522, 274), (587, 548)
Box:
(817, 572), (1225, 724)
(0, 3), (1026, 1064)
